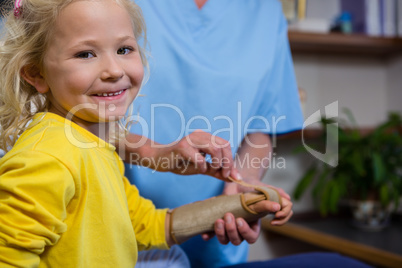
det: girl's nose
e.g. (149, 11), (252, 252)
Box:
(101, 55), (124, 80)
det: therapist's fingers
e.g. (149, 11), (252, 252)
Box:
(236, 218), (260, 244)
(169, 130), (239, 181)
(209, 134), (234, 178)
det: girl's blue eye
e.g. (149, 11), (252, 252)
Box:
(117, 47), (133, 55)
(76, 51), (95, 59)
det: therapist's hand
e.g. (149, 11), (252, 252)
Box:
(201, 200), (283, 245)
(123, 130), (242, 182)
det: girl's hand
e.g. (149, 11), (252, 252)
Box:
(223, 178), (293, 225)
(203, 178), (293, 244)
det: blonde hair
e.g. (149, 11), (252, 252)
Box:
(0, 0), (148, 152)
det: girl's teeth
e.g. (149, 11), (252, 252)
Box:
(97, 90), (123, 97)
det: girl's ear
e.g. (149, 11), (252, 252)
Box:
(20, 65), (49, 94)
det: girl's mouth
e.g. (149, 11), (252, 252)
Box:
(95, 89), (125, 97)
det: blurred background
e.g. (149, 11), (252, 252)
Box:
(251, 1), (402, 266)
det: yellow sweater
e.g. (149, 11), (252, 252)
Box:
(0, 113), (168, 268)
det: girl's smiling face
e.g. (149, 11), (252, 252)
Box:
(35, 0), (144, 131)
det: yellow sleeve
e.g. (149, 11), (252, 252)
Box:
(0, 151), (76, 268)
(123, 177), (169, 251)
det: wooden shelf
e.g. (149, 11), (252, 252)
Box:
(262, 215), (402, 268)
(288, 31), (402, 57)
(276, 129), (322, 140)
(275, 127), (378, 140)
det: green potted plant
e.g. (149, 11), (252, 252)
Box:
(293, 110), (402, 230)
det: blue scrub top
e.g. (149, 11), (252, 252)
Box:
(128, 0), (303, 267)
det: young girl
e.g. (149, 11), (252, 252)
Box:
(0, 0), (171, 266)
(0, 0), (283, 267)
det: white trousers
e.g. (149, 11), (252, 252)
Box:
(135, 245), (190, 268)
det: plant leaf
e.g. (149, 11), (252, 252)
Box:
(342, 107), (360, 139)
(293, 166), (317, 200)
(312, 167), (330, 200)
(372, 152), (385, 185)
(329, 180), (341, 213)
(319, 180), (332, 216)
(379, 184), (389, 206)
